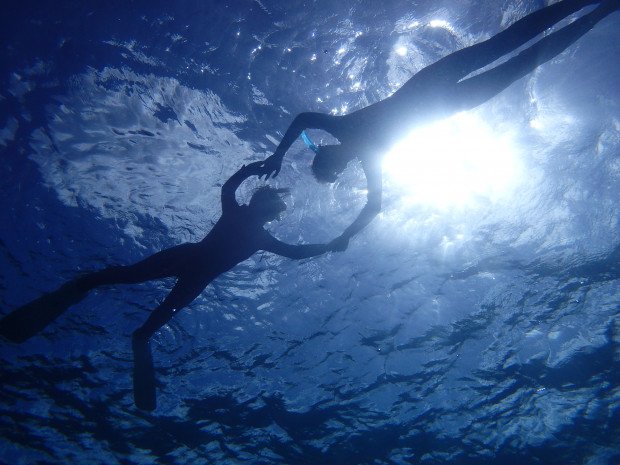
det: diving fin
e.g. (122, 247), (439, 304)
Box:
(132, 335), (157, 411)
(0, 281), (87, 343)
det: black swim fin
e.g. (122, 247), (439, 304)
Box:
(132, 335), (157, 411)
(0, 281), (87, 344)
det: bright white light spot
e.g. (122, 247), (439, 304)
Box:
(396, 46), (408, 57)
(429, 19), (450, 29)
(530, 118), (542, 129)
(383, 112), (522, 209)
(529, 110), (576, 133)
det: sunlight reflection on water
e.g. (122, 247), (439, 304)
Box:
(383, 111), (523, 209)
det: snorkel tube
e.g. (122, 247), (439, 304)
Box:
(301, 131), (320, 153)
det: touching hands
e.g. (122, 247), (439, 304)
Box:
(240, 160), (265, 176)
(259, 153), (283, 180)
(240, 156), (283, 180)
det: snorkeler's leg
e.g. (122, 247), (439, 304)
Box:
(421, 0), (600, 83)
(131, 277), (207, 411)
(454, 0), (617, 109)
(0, 244), (195, 344)
(75, 243), (196, 291)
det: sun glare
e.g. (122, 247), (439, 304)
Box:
(383, 112), (522, 209)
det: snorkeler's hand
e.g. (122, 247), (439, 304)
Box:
(239, 161), (264, 176)
(328, 234), (349, 252)
(260, 153), (283, 179)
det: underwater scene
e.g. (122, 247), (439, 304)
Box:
(1, 0), (619, 464)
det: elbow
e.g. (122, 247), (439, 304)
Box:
(367, 192), (381, 214)
(293, 112), (312, 128)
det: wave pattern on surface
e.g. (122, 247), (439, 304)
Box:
(1, 1), (619, 464)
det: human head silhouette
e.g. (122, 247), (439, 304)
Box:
(311, 144), (353, 183)
(249, 186), (289, 222)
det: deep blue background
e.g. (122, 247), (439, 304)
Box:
(1, 1), (619, 464)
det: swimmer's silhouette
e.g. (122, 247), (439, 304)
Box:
(0, 161), (340, 410)
(262, 0), (619, 248)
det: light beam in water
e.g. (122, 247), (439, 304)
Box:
(383, 112), (522, 209)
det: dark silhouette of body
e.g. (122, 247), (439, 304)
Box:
(262, 0), (618, 248)
(0, 161), (338, 410)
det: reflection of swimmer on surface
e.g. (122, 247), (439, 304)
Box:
(262, 0), (619, 249)
(0, 161), (341, 411)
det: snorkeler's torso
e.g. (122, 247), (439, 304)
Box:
(339, 101), (400, 166)
(191, 206), (268, 279)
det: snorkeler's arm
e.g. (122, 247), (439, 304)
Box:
(262, 112), (338, 178)
(340, 157), (382, 241)
(221, 161), (263, 214)
(262, 234), (332, 259)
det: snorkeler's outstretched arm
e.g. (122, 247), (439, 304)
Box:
(336, 157), (383, 248)
(262, 112), (339, 178)
(221, 161), (264, 214)
(262, 233), (334, 259)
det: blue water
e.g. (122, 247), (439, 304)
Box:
(1, 1), (619, 464)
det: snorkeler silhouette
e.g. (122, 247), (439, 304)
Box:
(0, 161), (341, 410)
(262, 0), (619, 249)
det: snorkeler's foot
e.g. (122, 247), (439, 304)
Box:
(132, 334), (157, 411)
(0, 281), (88, 343)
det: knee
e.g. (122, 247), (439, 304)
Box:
(74, 276), (94, 292)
